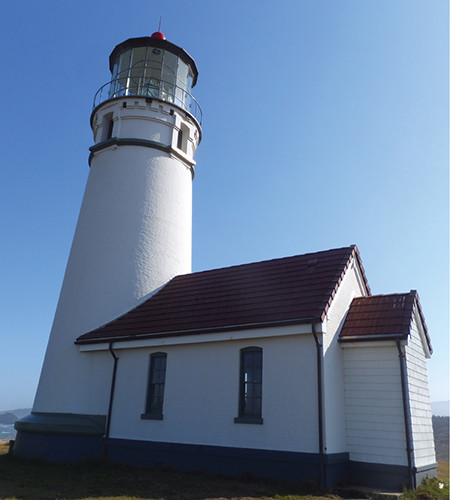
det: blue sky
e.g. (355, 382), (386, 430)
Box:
(1, 0), (448, 410)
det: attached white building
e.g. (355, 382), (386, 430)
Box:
(339, 291), (435, 488)
(14, 32), (436, 491)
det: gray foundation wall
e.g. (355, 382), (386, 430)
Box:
(13, 429), (436, 491)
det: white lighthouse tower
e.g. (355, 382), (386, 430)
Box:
(15, 32), (201, 450)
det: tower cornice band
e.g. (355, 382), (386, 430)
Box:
(89, 137), (196, 175)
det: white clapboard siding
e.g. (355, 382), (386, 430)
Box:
(405, 314), (436, 468)
(343, 344), (407, 465)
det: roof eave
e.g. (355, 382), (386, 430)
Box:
(339, 333), (406, 344)
(75, 316), (324, 346)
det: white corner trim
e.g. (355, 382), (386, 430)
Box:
(352, 256), (369, 296)
(413, 306), (431, 359)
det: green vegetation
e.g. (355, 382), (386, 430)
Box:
(432, 417), (449, 462)
(403, 476), (449, 500)
(400, 461), (449, 500)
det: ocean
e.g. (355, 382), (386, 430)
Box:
(0, 424), (16, 441)
(0, 409), (31, 441)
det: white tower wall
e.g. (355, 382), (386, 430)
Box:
(33, 97), (200, 414)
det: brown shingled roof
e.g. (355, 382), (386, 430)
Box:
(339, 291), (432, 353)
(76, 245), (370, 345)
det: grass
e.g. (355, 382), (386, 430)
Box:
(0, 441), (332, 500)
(436, 461), (449, 482)
(403, 475), (449, 500)
(1, 441), (448, 500)
(400, 461), (449, 500)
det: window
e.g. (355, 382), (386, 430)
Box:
(101, 112), (114, 142)
(177, 128), (183, 149)
(106, 119), (114, 140)
(176, 123), (189, 153)
(235, 347), (263, 424)
(142, 352), (167, 420)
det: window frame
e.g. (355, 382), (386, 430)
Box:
(141, 352), (167, 420)
(234, 346), (263, 425)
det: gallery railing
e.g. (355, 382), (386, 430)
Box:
(93, 77), (202, 126)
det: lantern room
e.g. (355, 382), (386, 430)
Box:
(93, 32), (201, 124)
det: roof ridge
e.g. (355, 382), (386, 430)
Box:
(314, 245), (370, 321)
(355, 291), (413, 299)
(181, 245), (357, 279)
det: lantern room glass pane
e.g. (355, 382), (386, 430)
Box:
(114, 49), (132, 98)
(159, 51), (176, 103)
(111, 61), (119, 81)
(162, 51), (178, 85)
(131, 46), (147, 67)
(176, 60), (189, 90)
(143, 50), (163, 98)
(129, 47), (147, 95)
(118, 49), (131, 78)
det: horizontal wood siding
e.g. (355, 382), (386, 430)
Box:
(343, 345), (407, 466)
(405, 316), (436, 468)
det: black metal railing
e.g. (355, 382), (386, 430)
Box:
(93, 77), (202, 126)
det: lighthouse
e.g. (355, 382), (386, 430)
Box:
(15, 32), (202, 450)
(14, 32), (436, 492)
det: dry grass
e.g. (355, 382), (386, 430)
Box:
(436, 461), (449, 482)
(1, 441), (448, 500)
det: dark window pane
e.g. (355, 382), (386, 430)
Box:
(146, 353), (167, 415)
(238, 348), (262, 418)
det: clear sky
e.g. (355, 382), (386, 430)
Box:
(1, 0), (448, 410)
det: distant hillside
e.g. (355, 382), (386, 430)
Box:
(433, 416), (449, 461)
(0, 412), (16, 425)
(1, 409), (31, 419)
(432, 401), (449, 416)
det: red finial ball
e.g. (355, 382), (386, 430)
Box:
(151, 31), (166, 40)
